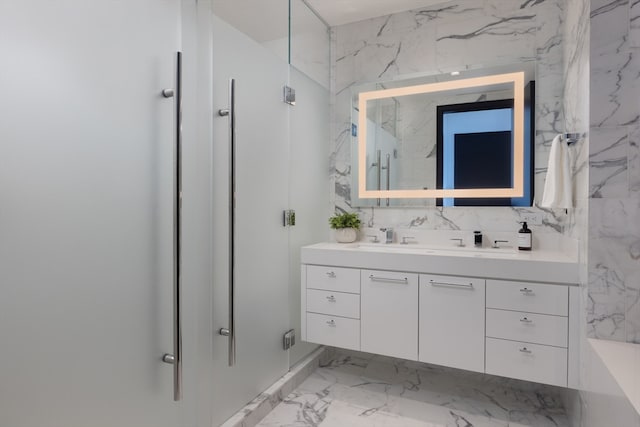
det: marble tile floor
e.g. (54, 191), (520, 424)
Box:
(257, 350), (569, 427)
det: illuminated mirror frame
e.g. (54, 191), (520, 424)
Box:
(358, 72), (525, 199)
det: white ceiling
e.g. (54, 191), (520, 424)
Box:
(305, 0), (447, 26)
(213, 0), (446, 42)
(213, 0), (289, 42)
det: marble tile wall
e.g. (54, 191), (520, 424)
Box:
(588, 0), (640, 343)
(330, 0), (583, 244)
(562, 1), (590, 425)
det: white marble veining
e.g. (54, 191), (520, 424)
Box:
(588, 198), (640, 342)
(590, 45), (640, 128)
(257, 350), (570, 427)
(435, 13), (538, 70)
(631, 0), (640, 48)
(562, 0), (590, 222)
(591, 0), (629, 52)
(589, 127), (629, 199)
(588, 0), (640, 344)
(630, 125), (640, 193)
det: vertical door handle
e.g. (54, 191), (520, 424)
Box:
(375, 149), (381, 207)
(218, 79), (237, 367)
(162, 51), (183, 401)
(385, 153), (390, 206)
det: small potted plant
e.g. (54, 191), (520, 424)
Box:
(329, 211), (361, 243)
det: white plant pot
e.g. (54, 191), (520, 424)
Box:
(334, 228), (357, 243)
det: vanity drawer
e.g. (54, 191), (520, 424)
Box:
(306, 265), (360, 294)
(486, 280), (568, 316)
(306, 313), (360, 351)
(486, 338), (567, 387)
(307, 289), (360, 319)
(486, 309), (568, 348)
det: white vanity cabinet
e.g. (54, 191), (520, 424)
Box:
(300, 243), (579, 389)
(485, 279), (570, 387)
(419, 274), (485, 373)
(361, 270), (418, 360)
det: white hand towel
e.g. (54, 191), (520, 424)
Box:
(541, 134), (573, 208)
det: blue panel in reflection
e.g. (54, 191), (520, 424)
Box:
(442, 108), (529, 206)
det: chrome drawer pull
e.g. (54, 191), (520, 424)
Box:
(326, 295), (336, 302)
(520, 317), (533, 323)
(369, 275), (408, 284)
(326, 320), (336, 327)
(429, 280), (473, 289)
(519, 347), (532, 354)
(326, 271), (336, 278)
(519, 287), (534, 295)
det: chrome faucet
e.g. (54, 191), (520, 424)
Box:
(493, 239), (509, 248)
(366, 234), (380, 243)
(450, 238), (464, 247)
(380, 228), (394, 244)
(401, 236), (415, 245)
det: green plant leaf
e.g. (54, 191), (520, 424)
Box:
(328, 212), (361, 230)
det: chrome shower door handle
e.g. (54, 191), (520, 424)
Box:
(162, 51), (183, 402)
(218, 79), (237, 367)
(375, 149), (381, 206)
(385, 153), (390, 206)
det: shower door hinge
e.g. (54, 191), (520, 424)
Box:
(283, 209), (296, 227)
(283, 86), (296, 106)
(283, 329), (296, 350)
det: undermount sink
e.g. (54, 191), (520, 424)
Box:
(435, 247), (520, 259)
(353, 242), (518, 258)
(353, 243), (435, 254)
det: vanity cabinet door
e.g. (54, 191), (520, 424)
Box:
(361, 270), (419, 360)
(419, 274), (485, 373)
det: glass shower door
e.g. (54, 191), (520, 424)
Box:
(287, 0), (331, 368)
(211, 14), (291, 427)
(0, 1), (199, 426)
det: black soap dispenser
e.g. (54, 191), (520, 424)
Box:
(518, 222), (532, 251)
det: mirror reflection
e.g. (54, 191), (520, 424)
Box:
(351, 62), (535, 207)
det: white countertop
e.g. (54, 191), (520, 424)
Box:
(301, 242), (579, 284)
(590, 338), (640, 416)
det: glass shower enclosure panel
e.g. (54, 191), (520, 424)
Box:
(287, 68), (330, 367)
(288, 0), (331, 368)
(289, 0), (330, 89)
(210, 1), (330, 423)
(211, 12), (291, 427)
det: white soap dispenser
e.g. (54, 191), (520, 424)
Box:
(518, 221), (532, 251)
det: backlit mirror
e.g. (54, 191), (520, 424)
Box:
(351, 62), (535, 207)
